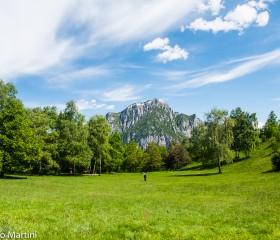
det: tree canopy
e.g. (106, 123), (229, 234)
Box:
(188, 108), (234, 173)
(0, 81), (40, 178)
(57, 101), (92, 174)
(88, 115), (111, 174)
(230, 107), (259, 158)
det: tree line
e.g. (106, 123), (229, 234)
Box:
(186, 107), (280, 172)
(0, 80), (279, 177)
(0, 81), (190, 177)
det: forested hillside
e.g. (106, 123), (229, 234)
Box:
(0, 80), (279, 177)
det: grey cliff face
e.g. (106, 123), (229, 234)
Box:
(106, 98), (200, 149)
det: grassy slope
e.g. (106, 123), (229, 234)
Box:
(0, 143), (279, 240)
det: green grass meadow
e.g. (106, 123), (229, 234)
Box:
(0, 144), (279, 239)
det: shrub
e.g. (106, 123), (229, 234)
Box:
(271, 153), (280, 171)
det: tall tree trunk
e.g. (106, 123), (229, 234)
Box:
(218, 157), (222, 174)
(90, 158), (94, 174)
(0, 168), (4, 178)
(93, 160), (96, 174)
(0, 155), (6, 178)
(38, 160), (42, 175)
(99, 157), (101, 176)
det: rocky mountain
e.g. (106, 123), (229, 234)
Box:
(106, 98), (200, 149)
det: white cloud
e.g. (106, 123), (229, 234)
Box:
(0, 0), (198, 81)
(256, 11), (270, 26)
(0, 0), (74, 80)
(75, 0), (197, 44)
(209, 0), (225, 15)
(157, 45), (189, 63)
(248, 0), (271, 10)
(187, 0), (273, 34)
(0, 0), (275, 83)
(168, 48), (280, 89)
(224, 4), (258, 28)
(24, 99), (114, 112)
(76, 99), (114, 110)
(258, 121), (265, 128)
(23, 101), (65, 112)
(144, 38), (188, 63)
(143, 38), (170, 51)
(188, 17), (240, 33)
(102, 85), (141, 102)
(197, 0), (225, 15)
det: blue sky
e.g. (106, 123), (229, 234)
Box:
(1, 0), (280, 125)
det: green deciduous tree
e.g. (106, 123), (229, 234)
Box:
(188, 122), (208, 164)
(166, 140), (191, 170)
(270, 128), (280, 153)
(88, 115), (111, 175)
(143, 142), (164, 171)
(123, 141), (144, 172)
(107, 132), (125, 172)
(204, 108), (234, 173)
(262, 111), (278, 140)
(57, 101), (92, 174)
(158, 145), (169, 166)
(0, 81), (40, 178)
(271, 152), (280, 171)
(261, 111), (280, 156)
(27, 106), (59, 174)
(230, 107), (260, 159)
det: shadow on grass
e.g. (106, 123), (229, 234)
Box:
(54, 174), (84, 177)
(261, 153), (272, 158)
(178, 165), (203, 171)
(171, 173), (220, 177)
(265, 144), (271, 150)
(231, 156), (250, 163)
(1, 175), (27, 180)
(179, 163), (219, 171)
(262, 169), (279, 174)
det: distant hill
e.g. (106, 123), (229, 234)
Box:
(106, 98), (200, 149)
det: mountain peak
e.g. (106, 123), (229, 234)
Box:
(147, 98), (167, 105)
(127, 98), (168, 109)
(106, 99), (200, 149)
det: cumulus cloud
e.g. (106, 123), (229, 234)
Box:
(144, 38), (188, 63)
(248, 0), (271, 10)
(25, 99), (114, 112)
(76, 99), (114, 110)
(188, 17), (240, 33)
(197, 0), (225, 15)
(157, 45), (189, 63)
(225, 4), (258, 27)
(256, 11), (270, 26)
(143, 38), (170, 51)
(186, 0), (272, 34)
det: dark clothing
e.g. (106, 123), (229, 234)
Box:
(144, 173), (147, 181)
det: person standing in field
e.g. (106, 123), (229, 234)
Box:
(143, 172), (147, 181)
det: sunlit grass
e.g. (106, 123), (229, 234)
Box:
(0, 143), (279, 239)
